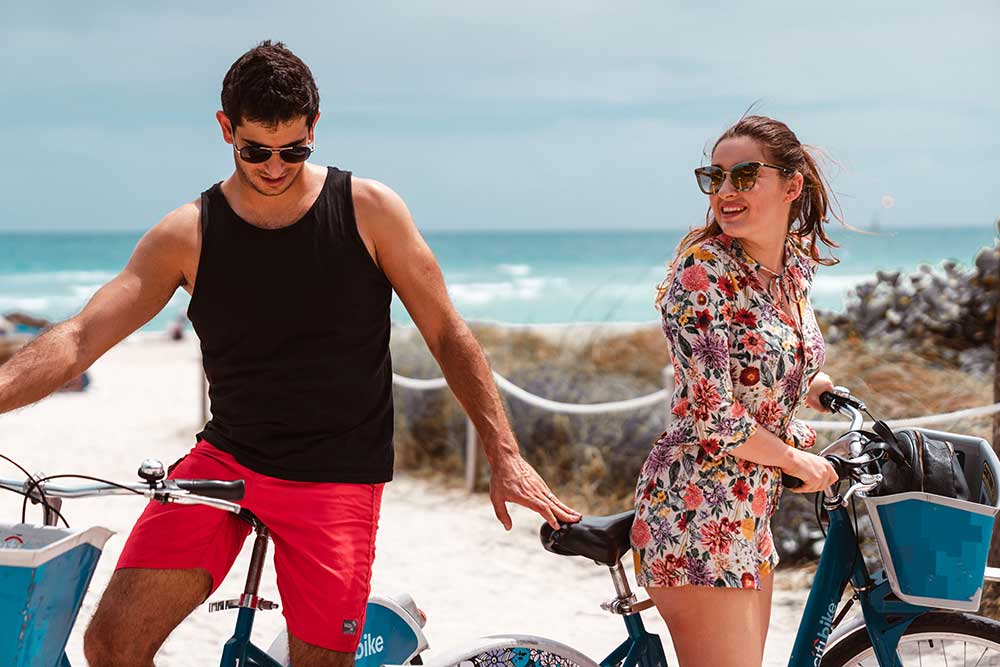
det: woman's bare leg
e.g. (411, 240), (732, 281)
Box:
(647, 584), (765, 667)
(757, 572), (774, 656)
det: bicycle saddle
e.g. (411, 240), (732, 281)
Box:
(539, 510), (635, 566)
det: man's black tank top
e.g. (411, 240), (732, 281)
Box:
(187, 167), (394, 483)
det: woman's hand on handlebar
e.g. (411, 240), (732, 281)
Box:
(804, 372), (836, 412)
(783, 449), (839, 493)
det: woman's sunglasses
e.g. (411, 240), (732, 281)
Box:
(234, 142), (314, 164)
(694, 161), (793, 195)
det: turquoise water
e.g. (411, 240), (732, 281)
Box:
(0, 226), (995, 331)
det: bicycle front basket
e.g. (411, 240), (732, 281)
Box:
(0, 524), (113, 667)
(861, 429), (1000, 612)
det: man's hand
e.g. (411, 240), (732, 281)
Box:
(804, 371), (836, 412)
(489, 453), (581, 530)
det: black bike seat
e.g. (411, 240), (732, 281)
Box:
(539, 510), (635, 566)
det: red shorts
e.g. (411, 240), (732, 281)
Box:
(116, 440), (384, 653)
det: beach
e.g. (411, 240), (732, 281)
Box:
(0, 335), (816, 666)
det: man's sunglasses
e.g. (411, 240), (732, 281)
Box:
(694, 161), (793, 195)
(234, 142), (314, 164)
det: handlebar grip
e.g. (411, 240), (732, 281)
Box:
(172, 479), (245, 501)
(819, 391), (839, 411)
(781, 473), (803, 489)
(820, 390), (865, 414)
(783, 456), (849, 491)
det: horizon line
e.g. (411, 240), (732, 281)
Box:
(0, 223), (995, 234)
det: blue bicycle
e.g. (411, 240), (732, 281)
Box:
(0, 461), (432, 667)
(529, 390), (1000, 667)
(3, 389), (1000, 666)
(426, 390), (1000, 667)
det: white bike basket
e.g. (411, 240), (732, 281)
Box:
(861, 429), (1000, 612)
(0, 524), (113, 667)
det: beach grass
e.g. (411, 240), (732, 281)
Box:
(390, 321), (995, 566)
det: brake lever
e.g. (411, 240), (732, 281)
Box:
(840, 473), (882, 504)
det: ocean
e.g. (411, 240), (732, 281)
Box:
(0, 226), (995, 332)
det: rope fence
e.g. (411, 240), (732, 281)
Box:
(391, 369), (1000, 490)
(394, 368), (673, 491)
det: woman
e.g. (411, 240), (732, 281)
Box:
(632, 115), (842, 667)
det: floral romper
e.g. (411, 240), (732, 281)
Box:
(632, 233), (826, 589)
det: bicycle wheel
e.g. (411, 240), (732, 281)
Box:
(821, 611), (1000, 666)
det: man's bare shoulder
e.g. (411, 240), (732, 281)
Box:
(350, 177), (421, 271)
(141, 200), (200, 253)
(351, 177), (409, 224)
(156, 200), (199, 237)
(127, 200), (202, 289)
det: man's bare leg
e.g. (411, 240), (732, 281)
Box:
(83, 568), (212, 666)
(289, 631), (355, 667)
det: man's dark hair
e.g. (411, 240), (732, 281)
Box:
(221, 40), (320, 129)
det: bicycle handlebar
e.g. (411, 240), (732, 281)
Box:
(0, 474), (246, 519)
(0, 478), (244, 501)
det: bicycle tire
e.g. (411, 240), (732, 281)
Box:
(821, 611), (1000, 666)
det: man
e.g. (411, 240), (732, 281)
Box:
(0, 41), (579, 666)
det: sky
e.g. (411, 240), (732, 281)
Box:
(1, 1), (997, 232)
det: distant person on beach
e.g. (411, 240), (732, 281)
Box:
(165, 311), (186, 341)
(0, 41), (579, 667)
(632, 115), (842, 667)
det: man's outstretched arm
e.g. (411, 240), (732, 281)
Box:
(0, 206), (195, 414)
(353, 178), (581, 530)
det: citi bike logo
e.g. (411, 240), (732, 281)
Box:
(356, 633), (385, 661)
(811, 602), (837, 665)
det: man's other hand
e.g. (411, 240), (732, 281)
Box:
(489, 454), (582, 530)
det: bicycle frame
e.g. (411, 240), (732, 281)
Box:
(220, 606), (282, 667)
(788, 500), (928, 667)
(218, 522), (282, 667)
(599, 613), (667, 667)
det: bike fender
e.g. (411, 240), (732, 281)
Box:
(823, 612), (866, 654)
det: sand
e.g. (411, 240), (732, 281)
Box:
(0, 335), (813, 666)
